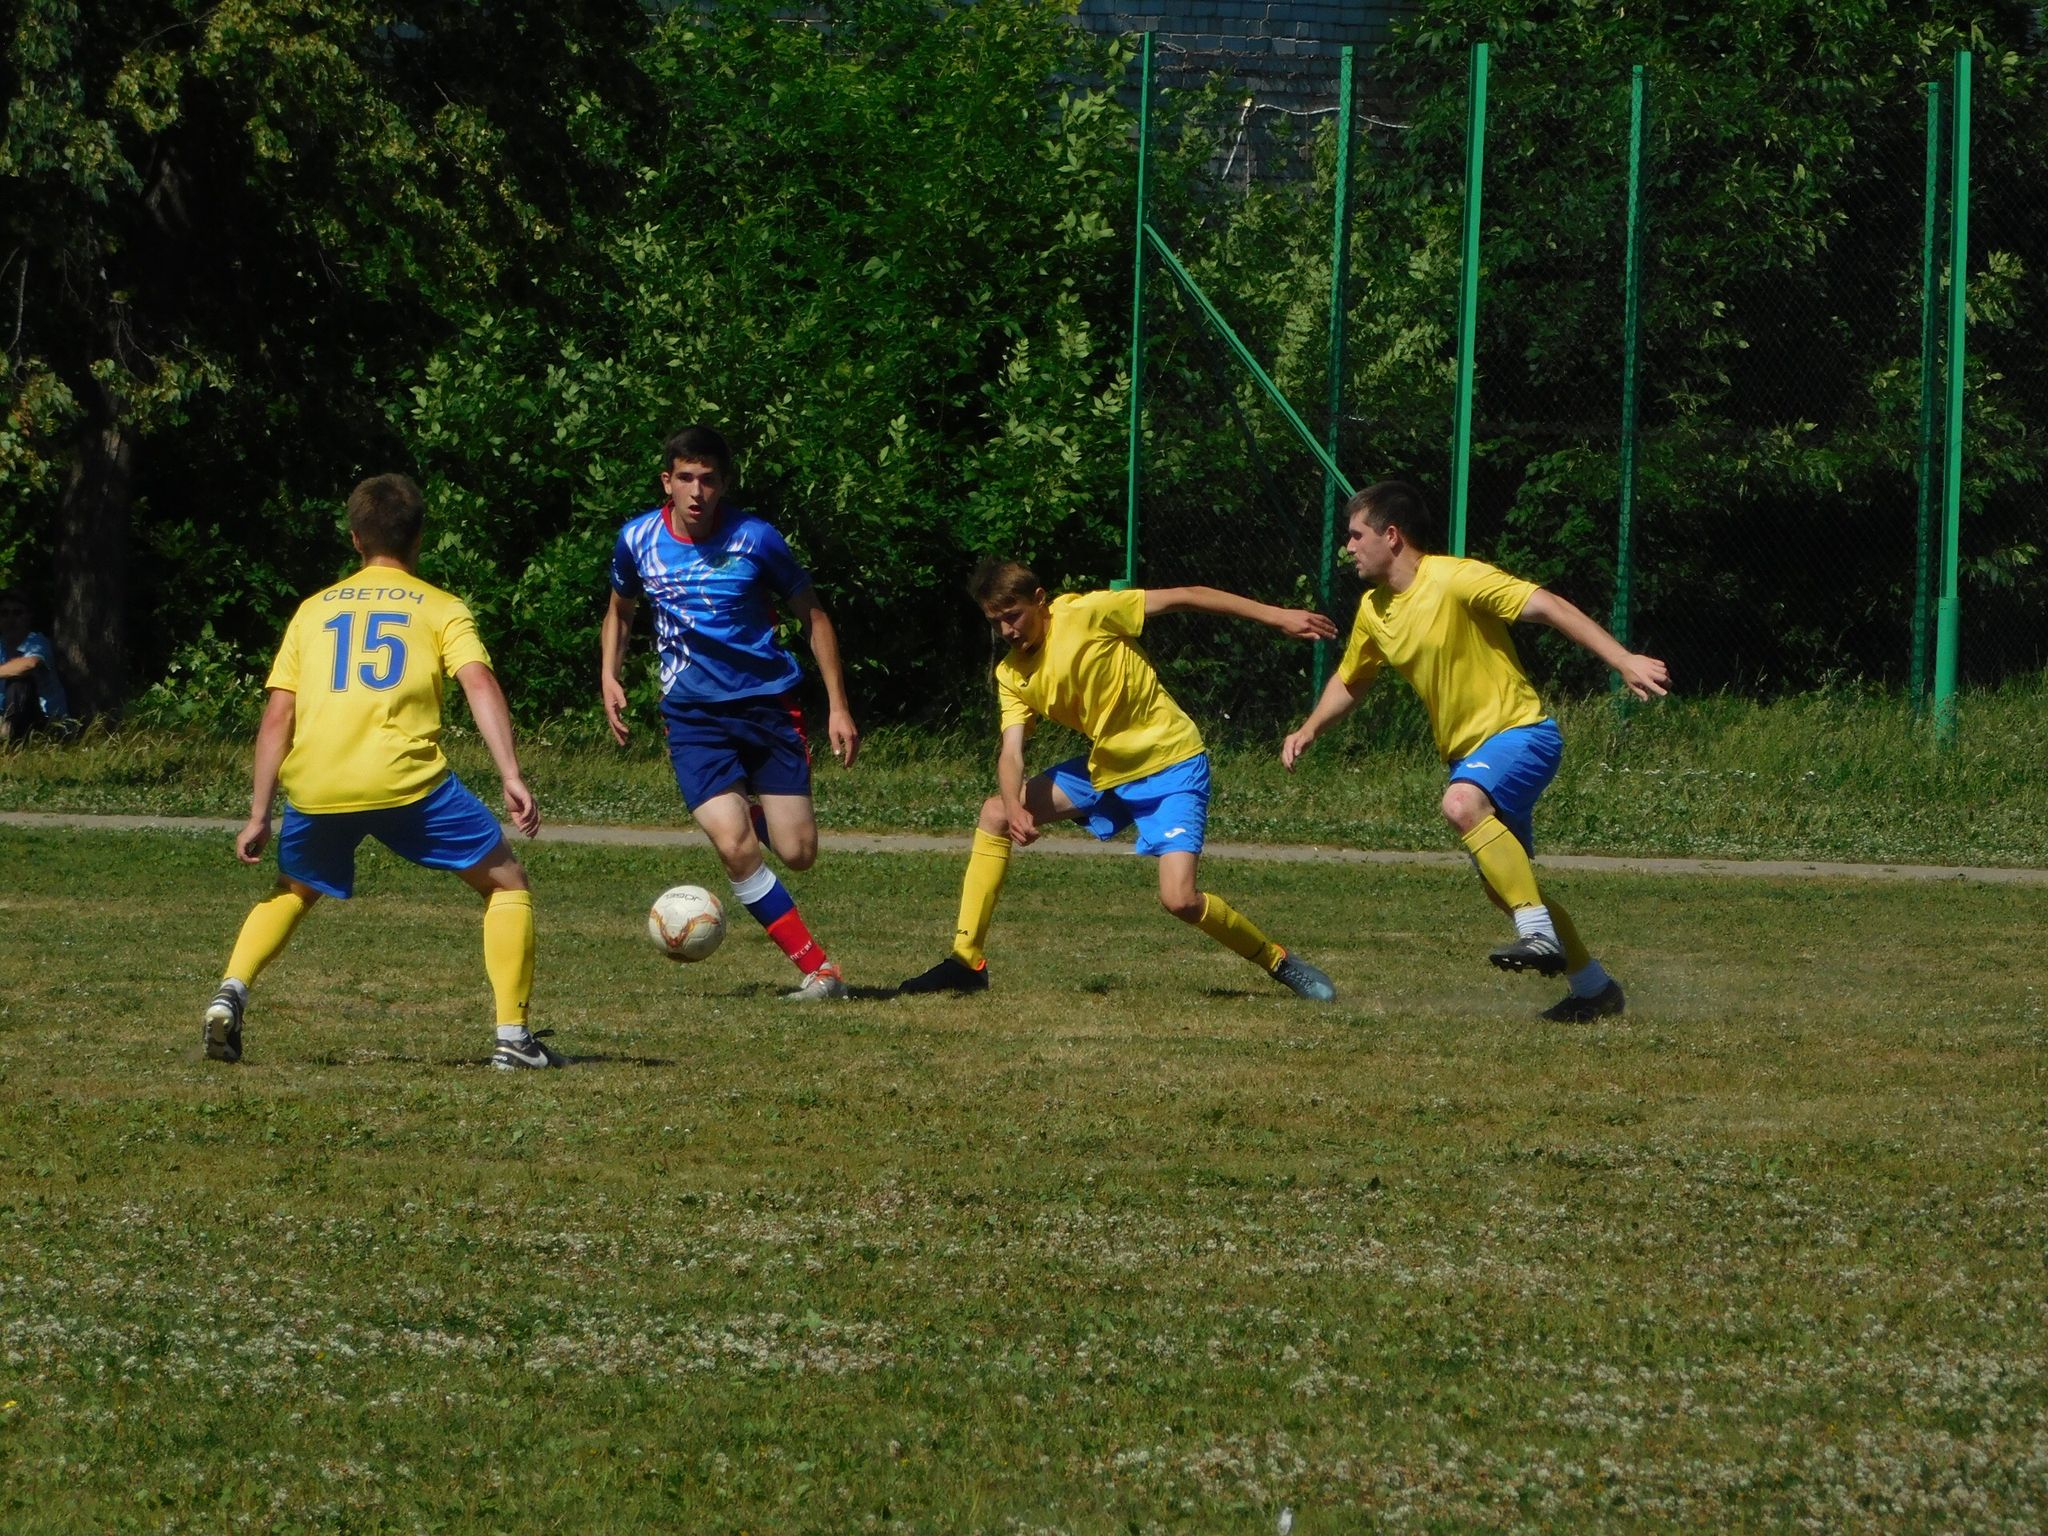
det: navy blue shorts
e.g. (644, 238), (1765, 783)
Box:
(278, 774), (505, 899)
(1046, 752), (1210, 857)
(660, 690), (812, 811)
(1448, 718), (1564, 852)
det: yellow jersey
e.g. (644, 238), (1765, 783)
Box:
(995, 589), (1204, 789)
(265, 566), (492, 813)
(1337, 554), (1546, 762)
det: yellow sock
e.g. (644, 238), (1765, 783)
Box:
(949, 829), (1012, 967)
(1459, 815), (1544, 910)
(483, 889), (535, 1028)
(1194, 892), (1284, 973)
(223, 886), (311, 985)
(1549, 898), (1593, 973)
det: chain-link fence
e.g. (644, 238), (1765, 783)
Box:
(1118, 37), (2048, 739)
(1124, 40), (1362, 737)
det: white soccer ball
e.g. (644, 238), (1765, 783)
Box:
(647, 884), (726, 963)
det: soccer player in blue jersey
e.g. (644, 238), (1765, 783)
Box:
(601, 425), (859, 1000)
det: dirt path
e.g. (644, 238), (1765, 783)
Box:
(5, 810), (2042, 885)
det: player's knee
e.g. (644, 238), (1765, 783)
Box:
(1441, 783), (1487, 830)
(1159, 888), (1204, 924)
(977, 795), (1008, 834)
(779, 833), (818, 872)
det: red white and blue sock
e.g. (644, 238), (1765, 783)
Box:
(729, 863), (828, 976)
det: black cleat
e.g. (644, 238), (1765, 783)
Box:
(898, 956), (990, 995)
(1540, 979), (1626, 1022)
(202, 983), (245, 1063)
(1489, 931), (1568, 976)
(491, 1029), (566, 1070)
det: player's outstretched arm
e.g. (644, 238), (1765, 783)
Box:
(789, 588), (860, 768)
(599, 590), (639, 747)
(456, 662), (541, 838)
(995, 724), (1037, 846)
(1518, 589), (1671, 701)
(1143, 586), (1337, 643)
(238, 688), (296, 863)
(1282, 671), (1371, 771)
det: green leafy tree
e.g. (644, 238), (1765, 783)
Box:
(404, 0), (1145, 726)
(1354, 0), (2048, 691)
(0, 0), (649, 717)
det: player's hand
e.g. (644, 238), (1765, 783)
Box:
(1281, 727), (1315, 771)
(1617, 654), (1671, 701)
(1006, 805), (1040, 847)
(828, 707), (861, 768)
(235, 815), (272, 864)
(1274, 607), (1339, 642)
(503, 776), (541, 839)
(601, 675), (631, 746)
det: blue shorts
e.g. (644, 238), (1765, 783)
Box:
(661, 690), (812, 811)
(1046, 752), (1210, 858)
(278, 774), (505, 899)
(1448, 718), (1564, 852)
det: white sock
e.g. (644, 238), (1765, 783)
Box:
(729, 863), (777, 905)
(496, 1024), (531, 1042)
(1568, 960), (1611, 998)
(1513, 905), (1556, 941)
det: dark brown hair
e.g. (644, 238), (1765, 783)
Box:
(662, 424), (734, 479)
(1345, 480), (1437, 551)
(346, 474), (426, 559)
(968, 559), (1045, 610)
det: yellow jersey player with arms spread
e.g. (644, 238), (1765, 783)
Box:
(1284, 481), (1671, 1021)
(900, 560), (1340, 1001)
(199, 474), (559, 1070)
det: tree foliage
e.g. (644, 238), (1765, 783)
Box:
(2, 0), (2043, 730)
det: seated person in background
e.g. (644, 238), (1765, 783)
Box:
(0, 587), (72, 742)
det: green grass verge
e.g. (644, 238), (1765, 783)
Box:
(2, 827), (2044, 1531)
(3, 683), (2044, 865)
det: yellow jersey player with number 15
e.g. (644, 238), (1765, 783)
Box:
(199, 474), (559, 1070)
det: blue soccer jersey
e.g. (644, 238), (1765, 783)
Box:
(610, 505), (812, 703)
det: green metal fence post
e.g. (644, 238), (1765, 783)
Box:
(1912, 77), (1946, 711)
(1611, 64), (1648, 693)
(1145, 227), (1354, 494)
(1449, 40), (1489, 557)
(1316, 46), (1357, 693)
(1934, 50), (1970, 747)
(1118, 34), (1155, 591)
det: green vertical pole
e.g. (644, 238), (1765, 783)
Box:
(1448, 41), (1489, 557)
(1611, 64), (1648, 682)
(1119, 34), (1155, 591)
(1911, 78), (1946, 710)
(1934, 50), (1970, 747)
(1316, 45), (1357, 693)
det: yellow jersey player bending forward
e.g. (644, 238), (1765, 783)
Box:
(1283, 481), (1671, 1021)
(901, 561), (1340, 1001)
(201, 474), (557, 1069)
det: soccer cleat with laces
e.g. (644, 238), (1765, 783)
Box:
(490, 1029), (566, 1070)
(1539, 979), (1626, 1022)
(201, 983), (245, 1063)
(1269, 950), (1337, 1001)
(898, 955), (990, 995)
(782, 962), (848, 1002)
(1488, 931), (1568, 976)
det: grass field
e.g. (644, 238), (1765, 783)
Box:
(2, 825), (2044, 1532)
(5, 682), (2046, 866)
